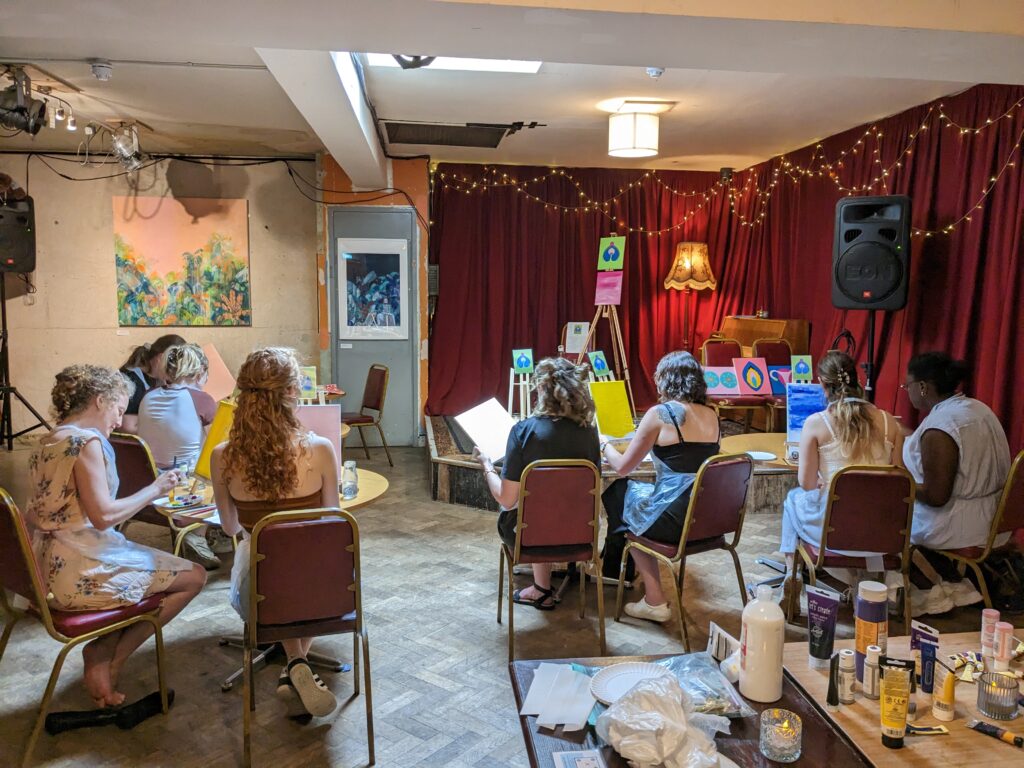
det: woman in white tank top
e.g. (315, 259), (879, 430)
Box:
(778, 352), (904, 614)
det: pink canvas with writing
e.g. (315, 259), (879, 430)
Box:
(594, 272), (623, 305)
(201, 343), (236, 402)
(296, 404), (343, 469)
(732, 357), (771, 395)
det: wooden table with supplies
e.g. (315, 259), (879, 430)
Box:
(509, 654), (872, 767)
(784, 631), (1024, 766)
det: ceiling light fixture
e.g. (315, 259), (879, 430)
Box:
(608, 112), (659, 158)
(66, 113), (77, 131)
(111, 125), (145, 171)
(364, 53), (541, 74)
(0, 67), (48, 136)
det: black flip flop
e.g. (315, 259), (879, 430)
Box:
(512, 584), (556, 611)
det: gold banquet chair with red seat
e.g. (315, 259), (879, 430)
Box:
(752, 337), (793, 433)
(0, 488), (170, 767)
(341, 364), (393, 467)
(701, 338), (769, 433)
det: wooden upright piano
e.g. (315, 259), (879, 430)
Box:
(715, 316), (810, 356)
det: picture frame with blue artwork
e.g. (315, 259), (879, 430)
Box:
(768, 366), (792, 395)
(588, 350), (611, 378)
(785, 382), (828, 443)
(791, 355), (813, 383)
(597, 236), (625, 271)
(512, 348), (534, 374)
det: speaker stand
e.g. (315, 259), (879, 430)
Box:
(0, 273), (51, 450)
(861, 309), (877, 403)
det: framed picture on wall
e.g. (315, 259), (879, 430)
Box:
(337, 238), (409, 340)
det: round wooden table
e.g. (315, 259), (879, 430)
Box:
(720, 432), (797, 516)
(340, 423), (351, 440)
(338, 468), (388, 510)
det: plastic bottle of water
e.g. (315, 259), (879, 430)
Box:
(341, 460), (359, 500)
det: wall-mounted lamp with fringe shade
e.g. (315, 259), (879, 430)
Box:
(664, 242), (717, 349)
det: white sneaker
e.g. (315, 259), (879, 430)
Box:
(206, 528), (235, 555)
(275, 671), (309, 719)
(182, 531), (221, 570)
(286, 659), (337, 717)
(944, 580), (983, 608)
(924, 584), (955, 615)
(623, 597), (671, 623)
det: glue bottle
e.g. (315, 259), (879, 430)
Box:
(739, 585), (784, 703)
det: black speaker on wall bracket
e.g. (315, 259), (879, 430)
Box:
(832, 195), (910, 311)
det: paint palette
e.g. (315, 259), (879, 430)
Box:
(155, 494), (204, 510)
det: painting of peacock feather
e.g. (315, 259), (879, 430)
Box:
(114, 196), (251, 326)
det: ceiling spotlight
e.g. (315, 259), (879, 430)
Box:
(111, 125), (145, 171)
(90, 60), (113, 81)
(0, 68), (48, 135)
(66, 114), (77, 131)
(54, 105), (66, 121)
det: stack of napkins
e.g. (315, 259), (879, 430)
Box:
(521, 663), (596, 731)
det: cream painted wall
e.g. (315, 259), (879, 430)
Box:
(0, 156), (318, 435)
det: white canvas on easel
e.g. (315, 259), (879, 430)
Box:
(455, 398), (517, 462)
(564, 322), (589, 354)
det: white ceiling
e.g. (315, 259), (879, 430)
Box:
(1, 0), (1021, 172)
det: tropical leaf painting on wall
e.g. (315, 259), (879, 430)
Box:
(114, 196), (251, 326)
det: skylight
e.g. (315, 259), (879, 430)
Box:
(364, 53), (542, 74)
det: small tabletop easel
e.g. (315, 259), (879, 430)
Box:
(507, 368), (532, 418)
(577, 305), (636, 418)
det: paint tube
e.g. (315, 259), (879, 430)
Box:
(905, 724), (949, 736)
(919, 639), (938, 705)
(879, 658), (914, 749)
(826, 653), (840, 713)
(906, 670), (917, 723)
(966, 719), (1024, 748)
(706, 621), (740, 663)
(910, 619), (939, 683)
(805, 584), (840, 669)
(932, 659), (956, 722)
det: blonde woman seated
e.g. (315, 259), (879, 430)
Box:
(601, 351), (720, 623)
(25, 365), (206, 708)
(210, 347), (341, 718)
(473, 357), (600, 610)
(779, 350), (904, 614)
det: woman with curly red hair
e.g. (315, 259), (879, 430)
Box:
(210, 347), (340, 718)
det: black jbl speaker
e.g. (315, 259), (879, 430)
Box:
(0, 196), (36, 273)
(832, 195), (910, 311)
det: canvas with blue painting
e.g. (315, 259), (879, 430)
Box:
(786, 383), (828, 444)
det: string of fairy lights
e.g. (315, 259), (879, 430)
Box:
(430, 95), (1024, 239)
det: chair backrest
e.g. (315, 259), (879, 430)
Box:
(0, 488), (48, 611)
(681, 454), (754, 546)
(995, 450), (1024, 536)
(250, 508), (359, 632)
(516, 460), (601, 553)
(702, 338), (743, 367)
(822, 465), (915, 556)
(752, 338), (793, 367)
(109, 432), (159, 498)
(360, 364), (389, 413)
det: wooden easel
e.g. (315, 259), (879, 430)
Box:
(507, 368), (532, 419)
(577, 304), (636, 418)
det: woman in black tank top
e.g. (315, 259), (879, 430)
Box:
(599, 352), (720, 622)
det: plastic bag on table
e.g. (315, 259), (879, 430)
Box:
(595, 675), (722, 768)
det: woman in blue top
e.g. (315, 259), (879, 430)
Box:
(601, 351), (720, 623)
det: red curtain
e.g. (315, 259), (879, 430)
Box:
(428, 84), (1024, 450)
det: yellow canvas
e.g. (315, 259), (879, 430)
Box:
(195, 399), (237, 479)
(589, 380), (633, 438)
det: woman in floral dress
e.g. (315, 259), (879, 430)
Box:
(25, 365), (206, 707)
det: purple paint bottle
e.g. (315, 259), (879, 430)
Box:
(854, 581), (888, 682)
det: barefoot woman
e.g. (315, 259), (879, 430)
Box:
(25, 365), (206, 707)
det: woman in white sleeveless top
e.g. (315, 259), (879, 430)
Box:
(779, 351), (903, 614)
(902, 352), (1010, 550)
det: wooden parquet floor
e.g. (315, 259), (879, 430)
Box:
(0, 441), (984, 767)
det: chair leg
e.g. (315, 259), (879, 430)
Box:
(0, 613), (21, 666)
(497, 548), (505, 625)
(727, 547), (748, 607)
(357, 426), (371, 460)
(595, 558), (606, 656)
(902, 568), (913, 633)
(23, 640), (75, 768)
(967, 560), (994, 610)
(743, 410), (752, 434)
(361, 630), (374, 765)
(506, 553), (516, 662)
(578, 561), (586, 620)
(151, 618), (169, 714)
(375, 424), (393, 467)
(674, 558), (691, 653)
(614, 543), (632, 621)
(242, 643), (252, 768)
(353, 632), (361, 696)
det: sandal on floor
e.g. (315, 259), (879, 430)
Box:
(512, 584), (556, 611)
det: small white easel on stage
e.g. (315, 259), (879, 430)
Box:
(507, 368), (533, 419)
(577, 305), (636, 419)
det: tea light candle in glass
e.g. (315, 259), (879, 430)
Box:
(976, 673), (1020, 720)
(760, 708), (802, 763)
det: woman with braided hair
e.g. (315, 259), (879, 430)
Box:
(473, 357), (600, 610)
(778, 350), (904, 615)
(25, 365), (205, 708)
(211, 347), (341, 718)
